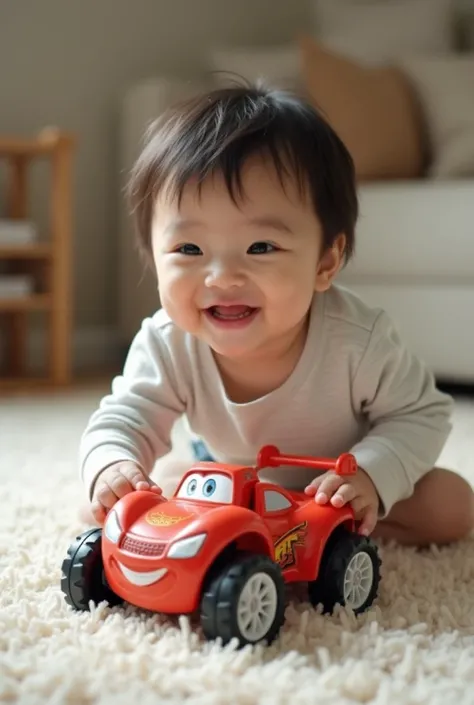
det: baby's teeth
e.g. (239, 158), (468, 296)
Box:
(213, 309), (252, 320)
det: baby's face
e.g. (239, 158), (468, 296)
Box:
(151, 156), (337, 361)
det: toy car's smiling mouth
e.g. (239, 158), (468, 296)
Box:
(117, 562), (168, 586)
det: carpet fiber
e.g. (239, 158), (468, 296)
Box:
(1, 388), (474, 704)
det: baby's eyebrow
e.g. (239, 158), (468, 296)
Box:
(164, 219), (202, 235)
(246, 216), (293, 234)
(163, 216), (293, 236)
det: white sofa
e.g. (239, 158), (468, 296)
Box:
(117, 78), (474, 384)
(339, 182), (474, 383)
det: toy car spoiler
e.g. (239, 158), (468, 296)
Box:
(256, 445), (357, 477)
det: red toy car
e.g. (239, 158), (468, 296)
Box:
(61, 446), (381, 646)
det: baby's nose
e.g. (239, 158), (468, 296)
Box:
(204, 260), (245, 288)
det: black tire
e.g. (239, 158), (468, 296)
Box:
(200, 553), (286, 646)
(308, 526), (381, 615)
(60, 528), (123, 611)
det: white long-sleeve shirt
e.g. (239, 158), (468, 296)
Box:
(80, 285), (453, 516)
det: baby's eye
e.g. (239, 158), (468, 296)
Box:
(176, 243), (202, 256)
(247, 241), (278, 255)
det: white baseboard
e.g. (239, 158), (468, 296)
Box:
(0, 325), (122, 372)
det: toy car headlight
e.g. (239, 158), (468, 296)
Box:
(104, 510), (122, 544)
(167, 533), (207, 559)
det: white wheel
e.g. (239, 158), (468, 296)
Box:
(236, 572), (278, 643)
(201, 554), (286, 646)
(308, 529), (381, 615)
(343, 550), (374, 610)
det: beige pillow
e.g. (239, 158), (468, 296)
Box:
(300, 37), (424, 180)
(310, 0), (455, 65)
(398, 55), (474, 178)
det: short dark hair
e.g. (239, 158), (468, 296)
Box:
(127, 82), (358, 263)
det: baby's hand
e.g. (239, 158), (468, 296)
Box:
(91, 461), (162, 525)
(304, 467), (379, 536)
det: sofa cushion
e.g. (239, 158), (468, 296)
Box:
(310, 0), (455, 64)
(300, 37), (424, 180)
(398, 55), (474, 178)
(340, 181), (474, 279)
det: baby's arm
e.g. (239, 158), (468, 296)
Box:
(306, 311), (453, 532)
(348, 310), (453, 517)
(79, 316), (186, 518)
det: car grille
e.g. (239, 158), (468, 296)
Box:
(121, 536), (166, 557)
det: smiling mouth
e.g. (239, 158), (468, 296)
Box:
(117, 562), (168, 586)
(207, 305), (257, 320)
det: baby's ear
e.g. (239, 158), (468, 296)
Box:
(314, 234), (345, 292)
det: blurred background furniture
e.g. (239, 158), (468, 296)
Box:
(0, 129), (75, 389)
(117, 0), (474, 385)
(339, 182), (474, 383)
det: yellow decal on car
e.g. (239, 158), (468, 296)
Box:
(146, 511), (188, 527)
(274, 522), (307, 569)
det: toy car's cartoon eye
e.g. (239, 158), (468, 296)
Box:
(187, 478), (198, 495)
(177, 473), (202, 498)
(199, 474), (233, 503)
(203, 478), (216, 496)
(176, 473), (233, 503)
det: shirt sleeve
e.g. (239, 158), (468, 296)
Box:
(349, 311), (454, 516)
(79, 316), (186, 499)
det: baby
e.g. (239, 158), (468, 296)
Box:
(80, 84), (473, 547)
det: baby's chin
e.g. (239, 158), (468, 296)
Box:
(207, 340), (262, 360)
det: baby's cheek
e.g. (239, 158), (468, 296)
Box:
(161, 273), (193, 308)
(272, 275), (314, 312)
(162, 295), (198, 333)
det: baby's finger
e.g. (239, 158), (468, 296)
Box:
(351, 496), (369, 516)
(95, 482), (120, 509)
(331, 482), (357, 508)
(120, 463), (152, 490)
(134, 477), (163, 493)
(91, 500), (107, 526)
(108, 471), (135, 499)
(359, 505), (378, 536)
(304, 473), (326, 496)
(314, 473), (344, 504)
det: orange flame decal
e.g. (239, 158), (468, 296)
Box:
(274, 522), (307, 569)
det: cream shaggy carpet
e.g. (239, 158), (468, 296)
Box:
(1, 387), (474, 705)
